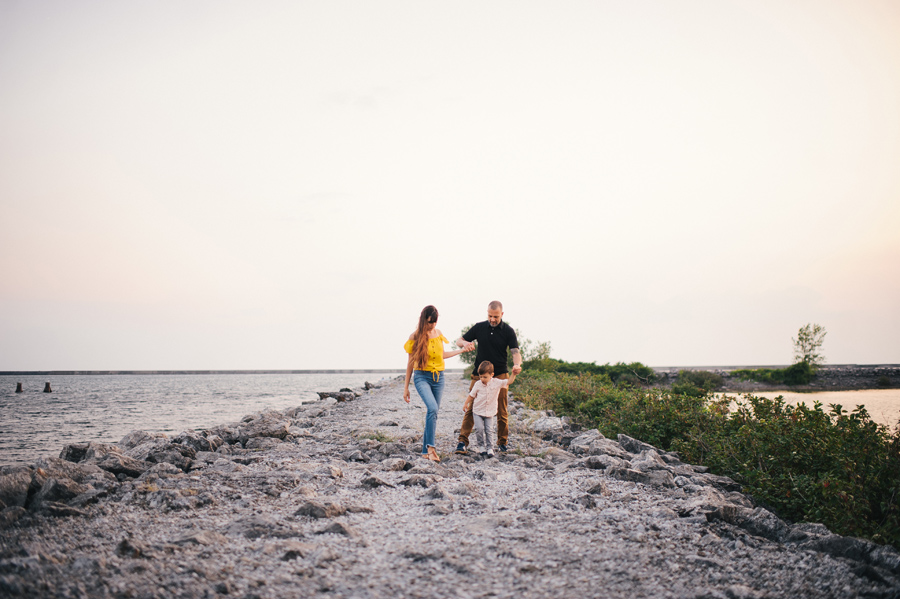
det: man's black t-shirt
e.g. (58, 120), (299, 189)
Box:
(462, 321), (519, 375)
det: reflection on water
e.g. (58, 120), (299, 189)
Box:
(0, 373), (401, 467)
(723, 389), (900, 429)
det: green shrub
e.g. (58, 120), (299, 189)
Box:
(672, 370), (724, 397)
(520, 358), (655, 386)
(733, 362), (812, 386)
(518, 373), (900, 548)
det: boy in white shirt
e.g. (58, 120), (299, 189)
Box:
(462, 361), (518, 457)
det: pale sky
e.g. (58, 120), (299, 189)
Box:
(1, 0), (898, 371)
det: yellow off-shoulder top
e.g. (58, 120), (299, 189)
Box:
(404, 334), (449, 372)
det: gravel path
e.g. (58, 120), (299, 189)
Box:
(1, 375), (898, 598)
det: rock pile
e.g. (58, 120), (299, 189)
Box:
(1, 376), (898, 598)
(654, 365), (900, 392)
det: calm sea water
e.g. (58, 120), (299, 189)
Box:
(0, 373), (401, 467)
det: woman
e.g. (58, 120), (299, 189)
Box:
(403, 305), (471, 462)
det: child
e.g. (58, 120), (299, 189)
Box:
(462, 361), (517, 457)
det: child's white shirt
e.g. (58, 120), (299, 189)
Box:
(468, 378), (508, 417)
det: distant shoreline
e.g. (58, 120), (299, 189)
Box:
(0, 369), (418, 376)
(1, 364), (897, 378)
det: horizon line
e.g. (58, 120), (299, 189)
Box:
(1, 364), (898, 376)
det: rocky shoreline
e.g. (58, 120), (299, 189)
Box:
(652, 365), (900, 392)
(2, 375), (899, 598)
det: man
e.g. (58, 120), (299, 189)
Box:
(454, 300), (523, 454)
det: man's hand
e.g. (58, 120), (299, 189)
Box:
(512, 365), (523, 375)
(463, 342), (475, 352)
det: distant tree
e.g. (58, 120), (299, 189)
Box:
(793, 323), (826, 370)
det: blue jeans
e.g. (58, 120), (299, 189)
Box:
(413, 370), (445, 454)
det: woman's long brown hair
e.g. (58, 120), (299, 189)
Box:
(412, 305), (438, 369)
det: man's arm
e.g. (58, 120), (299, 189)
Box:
(510, 348), (522, 375)
(455, 337), (475, 352)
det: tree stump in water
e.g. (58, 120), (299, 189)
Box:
(43, 382), (52, 393)
(15, 382), (23, 393)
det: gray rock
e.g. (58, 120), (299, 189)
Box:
(245, 437), (283, 450)
(33, 457), (115, 486)
(531, 416), (564, 433)
(115, 537), (157, 559)
(630, 449), (670, 472)
(0, 505), (27, 527)
(617, 434), (659, 454)
(608, 467), (675, 487)
(568, 430), (604, 454)
(226, 515), (301, 539)
(707, 506), (790, 542)
(583, 454), (628, 470)
(361, 476), (395, 488)
(294, 500), (346, 519)
(381, 458), (409, 471)
(316, 521), (358, 537)
(400, 474), (442, 488)
(171, 530), (227, 545)
(317, 391), (356, 402)
(0, 466), (33, 508)
(221, 412), (292, 445)
(172, 431), (222, 452)
(541, 447), (576, 464)
(90, 453), (150, 478)
(34, 501), (88, 518)
(29, 477), (91, 510)
(125, 441), (195, 472)
(118, 430), (168, 450)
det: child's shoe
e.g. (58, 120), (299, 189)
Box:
(486, 449), (495, 458)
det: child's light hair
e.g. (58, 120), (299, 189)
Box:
(477, 361), (494, 375)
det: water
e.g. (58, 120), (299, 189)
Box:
(722, 389), (900, 429)
(0, 372), (402, 467)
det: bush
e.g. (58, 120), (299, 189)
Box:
(520, 358), (655, 386)
(517, 371), (900, 548)
(733, 362), (813, 386)
(672, 370), (724, 397)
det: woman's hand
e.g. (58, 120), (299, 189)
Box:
(403, 387), (411, 403)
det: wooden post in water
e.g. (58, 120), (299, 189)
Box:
(43, 382), (52, 393)
(15, 382), (23, 393)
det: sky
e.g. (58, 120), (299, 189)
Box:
(1, 0), (898, 371)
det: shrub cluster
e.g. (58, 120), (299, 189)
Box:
(671, 369), (724, 397)
(733, 362), (813, 386)
(521, 357), (655, 387)
(514, 370), (900, 548)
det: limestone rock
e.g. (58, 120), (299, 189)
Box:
(608, 467), (675, 487)
(294, 500), (347, 519)
(317, 391), (356, 402)
(172, 431), (222, 452)
(617, 434), (659, 455)
(118, 431), (168, 451)
(0, 466), (32, 508)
